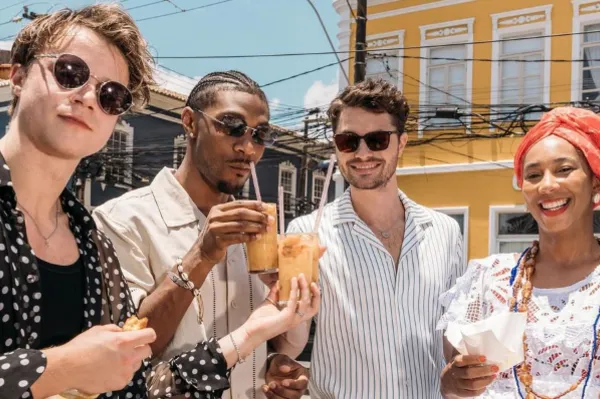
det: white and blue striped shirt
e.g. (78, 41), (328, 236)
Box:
(288, 189), (465, 399)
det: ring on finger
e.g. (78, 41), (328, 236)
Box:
(266, 297), (279, 308)
(296, 311), (305, 318)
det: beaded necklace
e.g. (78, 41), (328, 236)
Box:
(509, 241), (600, 399)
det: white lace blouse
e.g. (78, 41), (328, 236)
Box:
(437, 253), (600, 398)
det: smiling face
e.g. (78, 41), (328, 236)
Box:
(334, 107), (407, 190)
(10, 25), (129, 161)
(185, 90), (270, 195)
(521, 135), (600, 234)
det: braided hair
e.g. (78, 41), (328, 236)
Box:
(185, 70), (269, 115)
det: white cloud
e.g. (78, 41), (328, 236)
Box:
(304, 80), (338, 111)
(270, 97), (281, 108)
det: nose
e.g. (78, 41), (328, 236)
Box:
(233, 128), (257, 157)
(69, 79), (98, 111)
(354, 138), (372, 159)
(539, 170), (559, 194)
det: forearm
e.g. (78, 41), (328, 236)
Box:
(268, 320), (311, 359)
(218, 327), (262, 369)
(31, 347), (74, 399)
(139, 253), (213, 355)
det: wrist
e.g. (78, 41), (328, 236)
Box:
(32, 346), (78, 397)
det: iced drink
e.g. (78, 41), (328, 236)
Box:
(310, 234), (320, 284)
(246, 203), (278, 274)
(278, 233), (315, 305)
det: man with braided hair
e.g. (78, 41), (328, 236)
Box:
(93, 71), (311, 399)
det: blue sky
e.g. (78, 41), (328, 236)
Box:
(0, 0), (342, 116)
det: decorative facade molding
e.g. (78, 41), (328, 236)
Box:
(366, 30), (405, 88)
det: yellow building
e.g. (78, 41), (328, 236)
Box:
(334, 0), (600, 259)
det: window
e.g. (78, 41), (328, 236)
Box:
(365, 31), (404, 87)
(279, 161), (297, 215)
(425, 45), (468, 128)
(582, 23), (600, 102)
(173, 135), (186, 168)
(419, 18), (474, 135)
(491, 5), (552, 121)
(103, 129), (132, 185)
(312, 172), (326, 208)
(499, 33), (544, 113)
(434, 207), (469, 260)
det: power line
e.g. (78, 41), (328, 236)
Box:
(152, 28), (600, 59)
(344, 0), (357, 21)
(126, 0), (165, 11)
(136, 0), (234, 22)
(260, 58), (350, 88)
(0, 1), (25, 13)
(305, 0), (349, 85)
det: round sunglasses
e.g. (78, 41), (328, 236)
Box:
(192, 107), (277, 147)
(333, 130), (398, 153)
(35, 53), (133, 116)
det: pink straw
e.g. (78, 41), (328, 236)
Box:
(278, 185), (285, 240)
(313, 154), (336, 233)
(249, 162), (262, 202)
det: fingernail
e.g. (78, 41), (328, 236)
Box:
(255, 234), (262, 241)
(262, 385), (269, 393)
(479, 356), (486, 362)
(269, 382), (277, 389)
(491, 366), (499, 372)
(268, 215), (275, 224)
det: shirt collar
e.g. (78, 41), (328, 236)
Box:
(331, 187), (432, 227)
(150, 167), (205, 228)
(0, 152), (98, 234)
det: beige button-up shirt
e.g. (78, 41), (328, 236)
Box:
(93, 168), (270, 399)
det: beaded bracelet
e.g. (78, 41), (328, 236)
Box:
(167, 257), (204, 324)
(229, 333), (247, 364)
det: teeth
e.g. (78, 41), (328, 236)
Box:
(540, 199), (568, 210)
(353, 163), (377, 169)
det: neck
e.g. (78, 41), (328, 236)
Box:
(0, 121), (78, 219)
(349, 177), (404, 226)
(537, 218), (600, 270)
(174, 156), (230, 215)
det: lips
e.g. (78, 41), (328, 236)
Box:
(350, 162), (381, 170)
(59, 115), (91, 131)
(538, 198), (571, 217)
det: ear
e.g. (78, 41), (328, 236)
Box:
(397, 132), (408, 153)
(181, 106), (197, 139)
(9, 64), (26, 100)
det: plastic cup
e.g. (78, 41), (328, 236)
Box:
(245, 203), (278, 274)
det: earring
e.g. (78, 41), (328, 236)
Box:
(594, 193), (600, 205)
(188, 131), (196, 139)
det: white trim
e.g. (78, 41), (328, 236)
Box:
(418, 18), (474, 137)
(369, 0), (476, 21)
(396, 159), (514, 175)
(173, 135), (186, 168)
(571, 0), (600, 101)
(0, 105), (7, 113)
(333, 171), (345, 198)
(333, 0), (352, 90)
(366, 30), (405, 89)
(490, 5), (553, 113)
(278, 161), (297, 215)
(99, 121), (134, 187)
(488, 205), (537, 255)
(434, 206), (469, 261)
(311, 171), (326, 205)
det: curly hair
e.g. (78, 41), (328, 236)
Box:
(328, 78), (410, 134)
(186, 70), (269, 116)
(9, 3), (155, 115)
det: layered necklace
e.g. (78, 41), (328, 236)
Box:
(509, 240), (600, 399)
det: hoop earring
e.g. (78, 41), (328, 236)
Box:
(594, 192), (600, 205)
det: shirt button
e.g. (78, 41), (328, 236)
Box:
(231, 300), (238, 309)
(27, 336), (35, 344)
(26, 274), (38, 284)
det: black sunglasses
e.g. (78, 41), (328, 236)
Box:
(333, 130), (398, 153)
(193, 108), (277, 147)
(35, 53), (133, 116)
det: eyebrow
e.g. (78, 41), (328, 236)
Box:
(524, 157), (578, 169)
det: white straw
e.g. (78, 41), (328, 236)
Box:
(278, 185), (285, 240)
(313, 154), (336, 233)
(249, 162), (262, 202)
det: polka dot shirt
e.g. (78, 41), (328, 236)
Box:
(0, 157), (230, 398)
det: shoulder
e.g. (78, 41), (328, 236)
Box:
(92, 186), (156, 230)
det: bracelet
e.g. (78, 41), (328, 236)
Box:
(229, 334), (246, 364)
(167, 257), (204, 324)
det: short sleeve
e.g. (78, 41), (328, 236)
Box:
(436, 257), (492, 331)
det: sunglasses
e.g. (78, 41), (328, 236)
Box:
(192, 108), (277, 147)
(35, 53), (133, 116)
(333, 130), (398, 153)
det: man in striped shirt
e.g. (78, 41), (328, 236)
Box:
(286, 79), (465, 398)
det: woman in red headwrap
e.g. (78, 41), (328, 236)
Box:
(438, 107), (600, 398)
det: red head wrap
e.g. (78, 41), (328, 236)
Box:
(514, 107), (600, 188)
